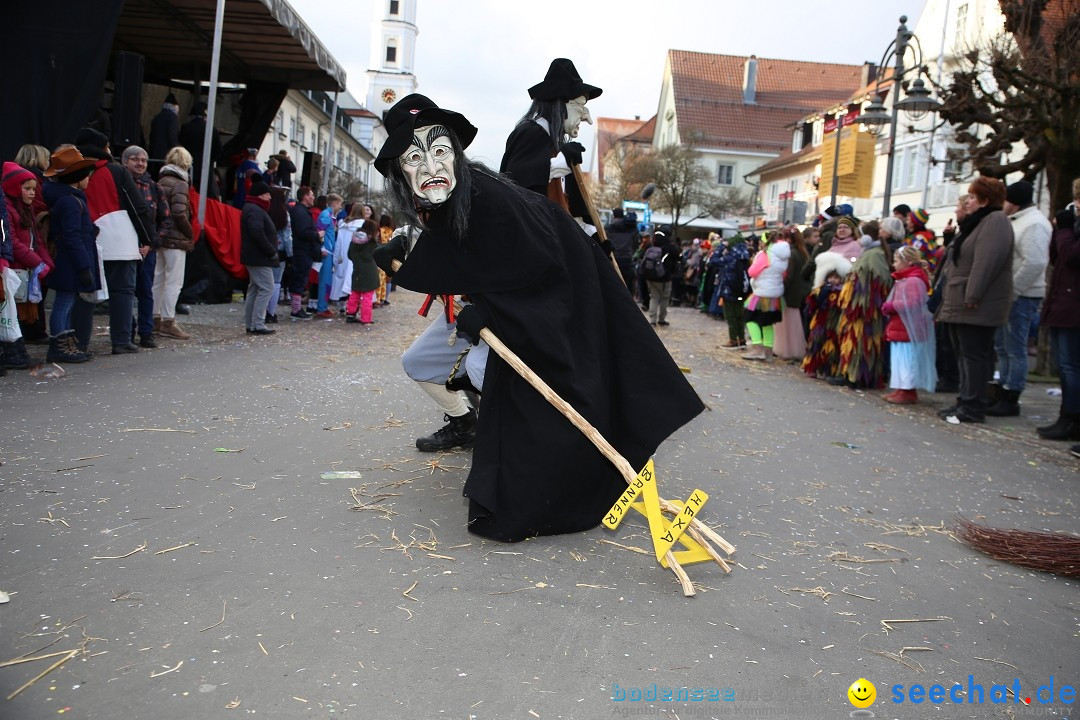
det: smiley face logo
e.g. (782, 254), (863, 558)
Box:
(848, 678), (876, 708)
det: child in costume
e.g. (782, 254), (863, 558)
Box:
(881, 246), (937, 403)
(742, 231), (790, 360)
(834, 218), (895, 388)
(904, 208), (941, 273)
(345, 218), (380, 325)
(801, 251), (852, 379)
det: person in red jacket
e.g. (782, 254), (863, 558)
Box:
(881, 246), (937, 404)
(2, 162), (54, 369)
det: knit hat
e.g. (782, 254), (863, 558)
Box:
(164, 92), (178, 105)
(75, 127), (109, 152)
(1, 162), (35, 199)
(248, 181), (271, 197)
(911, 208), (929, 230)
(835, 216), (860, 234)
(1005, 180), (1033, 207)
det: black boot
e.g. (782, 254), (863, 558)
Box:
(416, 409), (478, 452)
(0, 340), (29, 370)
(46, 331), (91, 364)
(1038, 413), (1080, 441)
(985, 389), (1021, 417)
(1037, 413), (1066, 436)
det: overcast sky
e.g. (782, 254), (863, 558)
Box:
(287, 0), (924, 168)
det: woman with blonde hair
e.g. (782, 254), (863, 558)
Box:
(154, 146), (194, 340)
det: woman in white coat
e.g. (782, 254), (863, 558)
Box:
(743, 232), (791, 361)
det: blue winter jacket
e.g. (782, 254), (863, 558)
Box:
(43, 181), (101, 293)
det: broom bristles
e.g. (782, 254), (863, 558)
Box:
(954, 515), (1080, 577)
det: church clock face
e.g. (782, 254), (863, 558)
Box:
(381, 88), (397, 104)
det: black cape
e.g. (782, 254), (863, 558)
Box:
(500, 121), (588, 219)
(392, 171), (705, 542)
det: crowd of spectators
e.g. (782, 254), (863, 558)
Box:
(618, 177), (1079, 459)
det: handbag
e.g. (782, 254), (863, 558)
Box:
(79, 241), (110, 304)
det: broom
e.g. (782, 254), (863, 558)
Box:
(954, 515), (1080, 577)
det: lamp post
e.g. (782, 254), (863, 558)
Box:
(857, 15), (943, 218)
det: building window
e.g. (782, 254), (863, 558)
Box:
(289, 118), (297, 142)
(717, 164), (734, 186)
(792, 129), (803, 153)
(385, 40), (397, 64)
(812, 119), (824, 147)
(954, 4), (968, 47)
(276, 110), (284, 134)
(389, 0), (399, 14)
(310, 132), (316, 153)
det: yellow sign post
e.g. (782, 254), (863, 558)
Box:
(603, 459), (714, 569)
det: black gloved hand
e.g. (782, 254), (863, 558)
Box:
(454, 304), (487, 346)
(560, 141), (585, 167)
(373, 234), (408, 276)
(597, 237), (614, 258)
(78, 268), (94, 288)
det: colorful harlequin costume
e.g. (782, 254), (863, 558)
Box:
(836, 241), (894, 388)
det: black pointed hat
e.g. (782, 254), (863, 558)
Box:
(374, 94), (478, 177)
(528, 58), (602, 101)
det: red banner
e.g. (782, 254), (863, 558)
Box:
(189, 189), (247, 280)
(823, 111), (861, 134)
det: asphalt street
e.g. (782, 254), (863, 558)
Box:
(1, 292), (1076, 720)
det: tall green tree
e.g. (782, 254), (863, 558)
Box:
(937, 0), (1080, 211)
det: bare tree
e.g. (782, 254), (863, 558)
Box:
(597, 133), (651, 209)
(936, 0), (1080, 211)
(632, 141), (748, 238)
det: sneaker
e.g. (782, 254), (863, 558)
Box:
(265, 313), (278, 324)
(657, 320), (670, 326)
(946, 407), (985, 424)
(139, 335), (157, 349)
(1070, 444), (1080, 459)
(246, 327), (276, 335)
(290, 310), (312, 320)
(112, 343), (140, 354)
(314, 310), (336, 319)
(345, 315), (360, 324)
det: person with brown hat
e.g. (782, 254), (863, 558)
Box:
(372, 94), (703, 542)
(41, 147), (99, 364)
(501, 58), (602, 234)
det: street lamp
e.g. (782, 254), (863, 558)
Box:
(858, 15), (943, 217)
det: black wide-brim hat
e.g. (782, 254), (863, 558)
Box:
(528, 58), (602, 102)
(374, 94), (478, 177)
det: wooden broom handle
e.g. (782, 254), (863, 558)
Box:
(570, 163), (627, 287)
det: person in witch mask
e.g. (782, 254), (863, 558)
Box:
(501, 58), (601, 236)
(373, 94), (703, 543)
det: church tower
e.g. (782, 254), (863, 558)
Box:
(364, 0), (419, 121)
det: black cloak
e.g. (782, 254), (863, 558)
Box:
(500, 121), (589, 219)
(392, 170), (705, 542)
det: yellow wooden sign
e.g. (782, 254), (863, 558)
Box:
(603, 459), (713, 568)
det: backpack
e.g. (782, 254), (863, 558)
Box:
(641, 245), (666, 280)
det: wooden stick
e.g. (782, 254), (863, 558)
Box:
(6, 649), (78, 700)
(570, 164), (627, 287)
(0, 649), (78, 669)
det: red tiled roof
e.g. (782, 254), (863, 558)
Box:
(343, 107), (379, 119)
(669, 50), (867, 152)
(595, 116), (654, 183)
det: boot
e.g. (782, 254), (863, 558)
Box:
(1037, 413), (1067, 436)
(46, 331), (91, 364)
(882, 390), (903, 403)
(0, 340), (31, 370)
(139, 334), (157, 349)
(985, 389), (1021, 417)
(153, 316), (162, 332)
(985, 382), (1003, 403)
(743, 343), (766, 360)
(1038, 413), (1080, 441)
(158, 318), (191, 340)
(415, 409), (477, 452)
(885, 389), (919, 404)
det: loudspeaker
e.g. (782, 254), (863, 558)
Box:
(301, 152), (323, 192)
(111, 51), (145, 149)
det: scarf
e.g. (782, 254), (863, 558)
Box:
(245, 195), (270, 211)
(953, 205), (999, 265)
